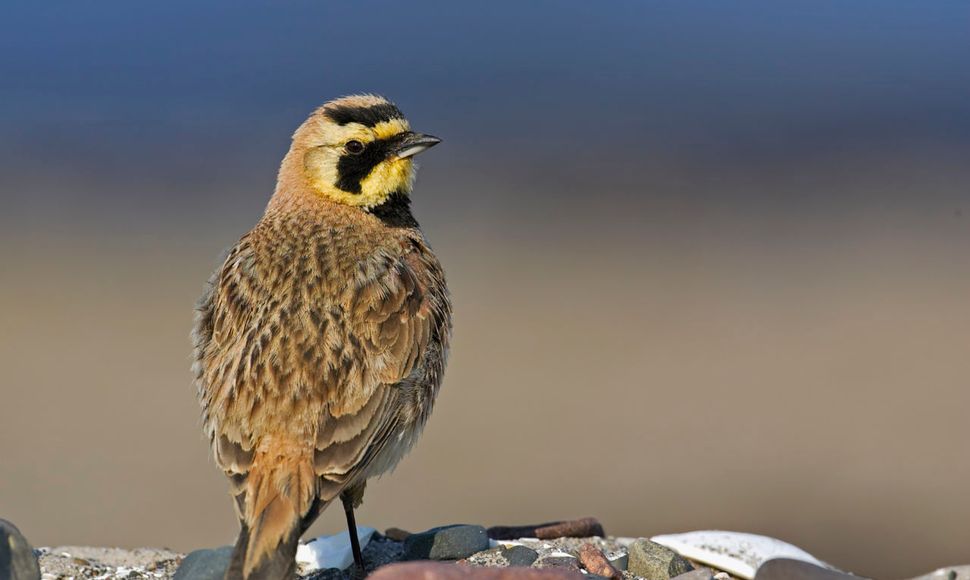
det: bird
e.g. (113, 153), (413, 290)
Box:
(191, 94), (452, 580)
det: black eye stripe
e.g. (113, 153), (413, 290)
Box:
(334, 135), (405, 194)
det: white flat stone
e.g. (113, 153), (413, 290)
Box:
(650, 530), (829, 580)
(296, 526), (376, 572)
(910, 566), (970, 580)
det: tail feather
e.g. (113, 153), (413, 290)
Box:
(224, 450), (319, 580)
(226, 520), (301, 580)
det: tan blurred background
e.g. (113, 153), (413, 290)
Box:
(1, 2), (969, 578)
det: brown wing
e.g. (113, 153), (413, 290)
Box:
(192, 240), (261, 517)
(193, 232), (450, 513)
(313, 238), (451, 500)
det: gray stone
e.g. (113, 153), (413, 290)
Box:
(537, 556), (580, 571)
(173, 546), (233, 580)
(403, 525), (490, 561)
(502, 546), (539, 567)
(0, 519), (40, 580)
(606, 552), (627, 572)
(627, 540), (693, 580)
(754, 559), (862, 580)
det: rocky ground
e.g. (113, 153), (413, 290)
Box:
(3, 518), (969, 580)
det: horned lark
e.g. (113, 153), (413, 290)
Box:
(192, 95), (452, 580)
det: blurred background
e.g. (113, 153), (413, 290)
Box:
(1, 2), (968, 578)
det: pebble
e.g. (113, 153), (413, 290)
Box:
(172, 546), (233, 580)
(502, 546), (540, 567)
(404, 525), (491, 561)
(0, 519), (41, 580)
(753, 559), (863, 580)
(627, 539), (694, 580)
(369, 561), (585, 579)
(606, 552), (628, 572)
(577, 544), (621, 580)
(29, 522), (970, 580)
(536, 556), (580, 572)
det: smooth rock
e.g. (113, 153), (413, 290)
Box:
(503, 546), (539, 567)
(369, 561), (585, 579)
(628, 539), (694, 579)
(651, 531), (828, 580)
(404, 525), (491, 561)
(754, 559), (862, 580)
(172, 546), (233, 580)
(0, 520), (40, 580)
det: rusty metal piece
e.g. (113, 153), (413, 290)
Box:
(577, 543), (622, 580)
(487, 518), (605, 541)
(487, 522), (560, 540)
(534, 518), (605, 540)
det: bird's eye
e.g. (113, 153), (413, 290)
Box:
(345, 140), (365, 155)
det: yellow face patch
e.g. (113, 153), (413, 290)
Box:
(302, 126), (416, 208)
(359, 157), (415, 204)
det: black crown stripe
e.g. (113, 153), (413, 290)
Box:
(324, 103), (404, 127)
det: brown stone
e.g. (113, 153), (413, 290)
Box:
(577, 543), (622, 580)
(369, 561), (586, 580)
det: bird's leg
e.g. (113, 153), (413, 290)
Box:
(340, 488), (366, 577)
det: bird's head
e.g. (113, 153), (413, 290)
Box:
(282, 94), (440, 209)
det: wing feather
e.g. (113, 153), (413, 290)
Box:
(194, 232), (450, 508)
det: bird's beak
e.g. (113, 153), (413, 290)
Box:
(393, 132), (441, 159)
